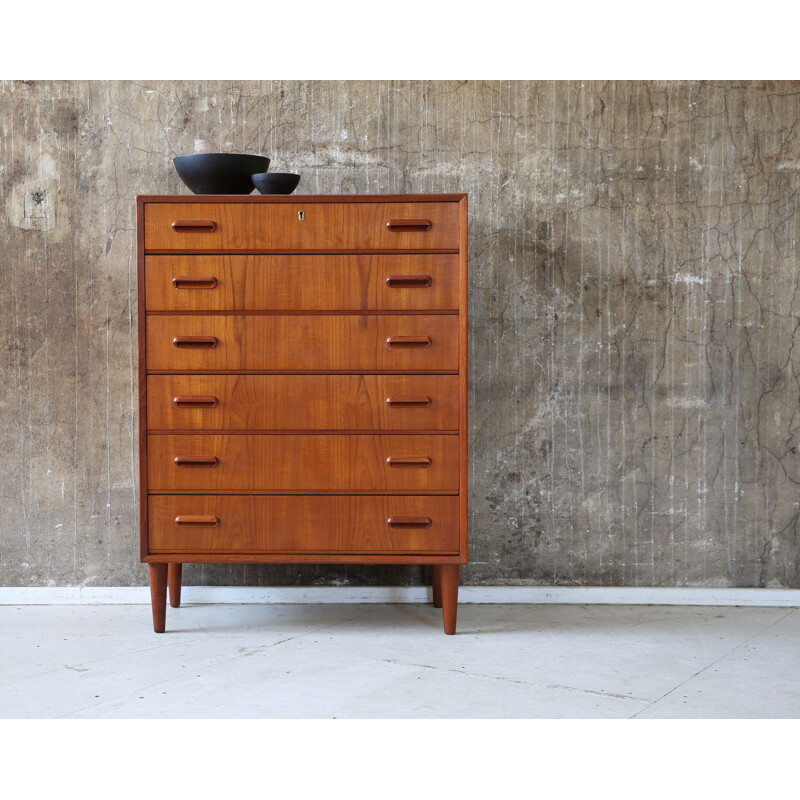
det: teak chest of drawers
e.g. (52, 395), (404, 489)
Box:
(136, 194), (468, 633)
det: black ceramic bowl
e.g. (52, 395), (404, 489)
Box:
(251, 172), (301, 195)
(173, 153), (270, 194)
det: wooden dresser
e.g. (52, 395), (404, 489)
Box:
(136, 194), (468, 633)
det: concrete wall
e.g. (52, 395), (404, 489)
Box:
(2, 80), (799, 588)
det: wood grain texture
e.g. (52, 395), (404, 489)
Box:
(146, 374), (459, 431)
(145, 254), (459, 311)
(146, 314), (458, 372)
(432, 564), (443, 608)
(140, 191), (466, 632)
(458, 195), (469, 559)
(140, 192), (467, 633)
(147, 434), (459, 492)
(167, 562), (182, 607)
(139, 194), (468, 203)
(144, 201), (460, 251)
(148, 495), (459, 554)
(438, 564), (459, 634)
(144, 553), (464, 565)
(148, 563), (168, 632)
(138, 198), (150, 562)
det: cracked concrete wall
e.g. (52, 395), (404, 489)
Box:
(2, 80), (799, 588)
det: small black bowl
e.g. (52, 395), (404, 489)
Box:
(251, 172), (301, 195)
(173, 153), (270, 194)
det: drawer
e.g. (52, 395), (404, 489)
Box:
(147, 434), (459, 492)
(146, 314), (458, 372)
(148, 495), (459, 554)
(144, 201), (460, 251)
(147, 374), (459, 431)
(144, 254), (459, 311)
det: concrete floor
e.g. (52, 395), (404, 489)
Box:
(0, 603), (797, 718)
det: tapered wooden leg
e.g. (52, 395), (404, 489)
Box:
(439, 564), (459, 635)
(149, 563), (168, 633)
(168, 563), (183, 608)
(432, 565), (443, 608)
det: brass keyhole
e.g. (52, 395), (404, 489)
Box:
(298, 210), (305, 220)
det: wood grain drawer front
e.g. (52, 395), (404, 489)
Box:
(144, 202), (460, 251)
(145, 254), (459, 311)
(148, 495), (459, 554)
(148, 375), (459, 431)
(147, 315), (458, 372)
(147, 434), (459, 492)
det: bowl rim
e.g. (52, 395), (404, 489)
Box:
(174, 153), (270, 162)
(251, 172), (300, 179)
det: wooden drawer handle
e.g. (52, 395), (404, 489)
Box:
(171, 220), (217, 232)
(386, 219), (432, 231)
(172, 276), (219, 289)
(386, 336), (432, 348)
(387, 516), (432, 527)
(173, 456), (219, 468)
(173, 395), (219, 408)
(386, 396), (432, 407)
(175, 515), (219, 526)
(172, 336), (218, 348)
(385, 275), (432, 288)
(386, 456), (432, 468)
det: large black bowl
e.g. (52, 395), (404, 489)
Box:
(251, 172), (301, 195)
(173, 153), (270, 194)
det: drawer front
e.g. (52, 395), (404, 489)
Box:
(147, 434), (459, 492)
(144, 202), (460, 251)
(146, 314), (458, 372)
(145, 254), (459, 311)
(147, 374), (459, 431)
(148, 495), (459, 554)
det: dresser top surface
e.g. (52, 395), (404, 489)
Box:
(137, 193), (467, 204)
